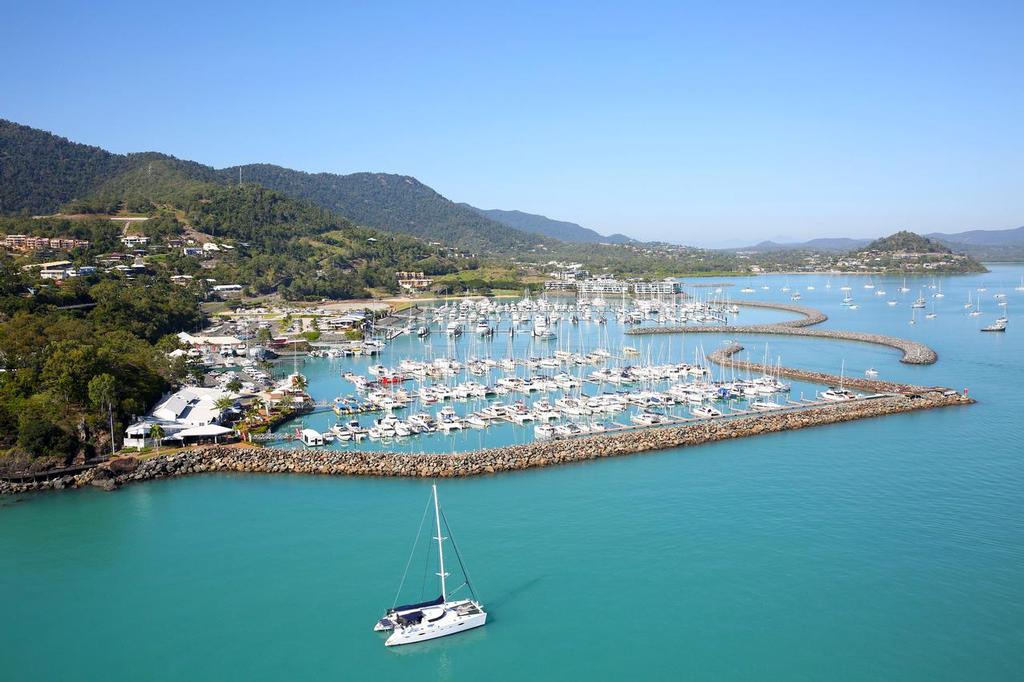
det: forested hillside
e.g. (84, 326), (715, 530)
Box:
(464, 205), (632, 244)
(221, 165), (545, 253)
(0, 119), (130, 214)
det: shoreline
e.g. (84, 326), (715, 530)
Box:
(2, 390), (971, 495)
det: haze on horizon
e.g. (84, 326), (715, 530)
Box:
(2, 1), (1022, 246)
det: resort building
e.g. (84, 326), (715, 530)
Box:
(123, 387), (238, 448)
(177, 332), (246, 354)
(211, 284), (244, 299)
(577, 277), (630, 295)
(631, 278), (682, 295)
(396, 271), (434, 290)
(3, 234), (91, 251)
(121, 235), (150, 248)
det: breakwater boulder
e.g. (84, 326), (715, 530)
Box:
(1, 389), (971, 495)
(627, 299), (937, 364)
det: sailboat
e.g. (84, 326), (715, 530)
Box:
(1016, 276), (1024, 293)
(821, 360), (857, 401)
(374, 485), (487, 646)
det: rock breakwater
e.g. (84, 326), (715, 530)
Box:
(626, 300), (937, 364)
(1, 390), (971, 495)
(707, 343), (944, 392)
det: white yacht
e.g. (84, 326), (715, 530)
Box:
(820, 388), (858, 402)
(374, 485), (487, 646)
(691, 405), (722, 418)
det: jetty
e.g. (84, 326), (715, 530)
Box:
(626, 300), (937, 364)
(3, 389), (972, 494)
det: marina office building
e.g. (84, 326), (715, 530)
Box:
(565, 277), (683, 296)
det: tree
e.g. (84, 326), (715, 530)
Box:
(256, 327), (271, 344)
(214, 395), (236, 412)
(247, 397), (266, 419)
(225, 376), (243, 393)
(149, 423), (165, 455)
(17, 411), (78, 462)
(88, 373), (118, 457)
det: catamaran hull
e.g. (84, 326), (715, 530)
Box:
(385, 612), (487, 646)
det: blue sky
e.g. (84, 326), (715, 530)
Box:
(2, 1), (1022, 245)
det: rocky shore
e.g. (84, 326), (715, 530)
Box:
(1, 390), (971, 495)
(626, 300), (937, 364)
(707, 343), (943, 392)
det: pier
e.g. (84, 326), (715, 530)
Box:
(3, 389), (972, 494)
(626, 300), (938, 364)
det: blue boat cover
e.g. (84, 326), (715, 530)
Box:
(391, 595), (444, 613)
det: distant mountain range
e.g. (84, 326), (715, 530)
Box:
(737, 237), (872, 252)
(461, 206), (633, 244)
(732, 226), (1024, 260)
(925, 225), (1024, 246)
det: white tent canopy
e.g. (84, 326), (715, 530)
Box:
(169, 424), (234, 439)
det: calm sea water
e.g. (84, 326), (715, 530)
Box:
(2, 266), (1023, 681)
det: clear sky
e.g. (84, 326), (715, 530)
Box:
(2, 1), (1022, 245)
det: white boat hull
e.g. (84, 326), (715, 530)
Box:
(384, 605), (487, 646)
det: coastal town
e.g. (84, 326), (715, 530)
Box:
(3, 3), (1023, 678)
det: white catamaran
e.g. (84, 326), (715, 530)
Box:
(373, 485), (487, 646)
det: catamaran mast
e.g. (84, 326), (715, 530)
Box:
(432, 484), (448, 601)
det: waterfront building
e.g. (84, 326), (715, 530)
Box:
(177, 332), (245, 353)
(577, 277), (630, 295)
(631, 278), (682, 296)
(123, 387), (237, 448)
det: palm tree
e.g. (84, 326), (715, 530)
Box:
(149, 423), (165, 456)
(247, 398), (267, 421)
(291, 374), (308, 391)
(214, 396), (236, 413)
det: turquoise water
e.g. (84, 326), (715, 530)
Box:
(2, 266), (1023, 680)
(270, 301), (804, 453)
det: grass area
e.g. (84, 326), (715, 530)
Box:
(433, 266), (520, 284)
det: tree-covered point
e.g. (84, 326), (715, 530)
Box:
(0, 269), (204, 471)
(860, 230), (952, 254)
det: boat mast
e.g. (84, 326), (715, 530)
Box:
(432, 484), (449, 601)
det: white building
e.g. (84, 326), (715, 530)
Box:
(124, 387), (237, 448)
(121, 235), (150, 248)
(577, 278), (629, 295)
(177, 332), (245, 353)
(631, 279), (682, 295)
(211, 284), (243, 299)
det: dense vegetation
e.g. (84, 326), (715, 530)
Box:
(0, 256), (204, 472)
(221, 165), (546, 253)
(464, 205), (632, 244)
(0, 120), (131, 215)
(861, 231), (952, 254)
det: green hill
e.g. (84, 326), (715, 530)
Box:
(219, 165), (548, 253)
(462, 205), (633, 244)
(860, 230), (953, 254)
(0, 119), (132, 215)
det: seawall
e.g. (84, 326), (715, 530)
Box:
(1, 390), (971, 494)
(626, 300), (937, 364)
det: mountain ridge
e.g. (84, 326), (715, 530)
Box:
(461, 205), (633, 244)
